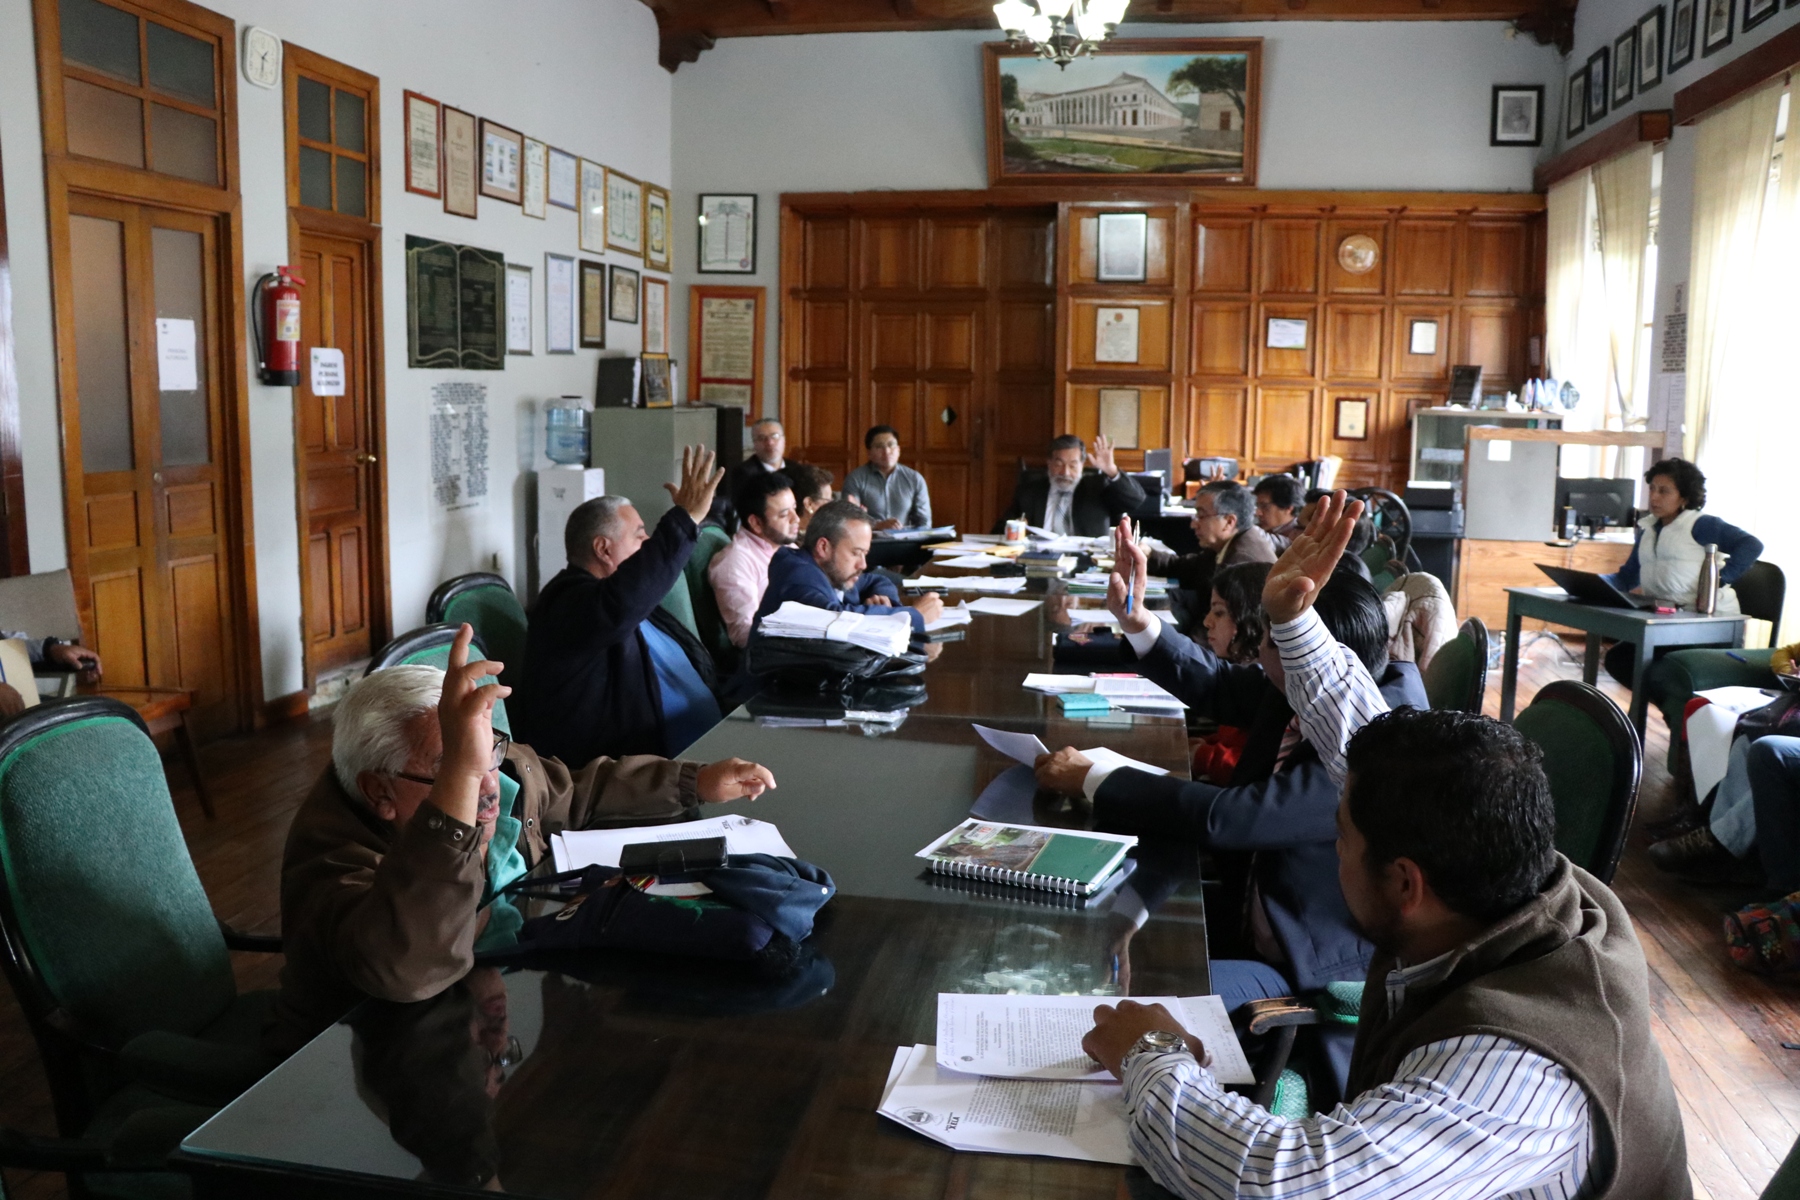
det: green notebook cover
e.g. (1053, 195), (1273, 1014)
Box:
(916, 821), (1135, 894)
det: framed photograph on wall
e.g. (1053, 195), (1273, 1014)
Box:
(403, 91), (441, 198)
(1701, 0), (1733, 55)
(1567, 69), (1588, 136)
(606, 169), (644, 257)
(1585, 48), (1610, 123)
(983, 39), (1262, 186)
(642, 277), (669, 355)
(1096, 212), (1149, 281)
(441, 107), (478, 218)
(698, 194), (757, 273)
(505, 263), (533, 355)
(545, 253), (575, 354)
(1489, 85), (1544, 146)
(1612, 30), (1637, 105)
(479, 120), (523, 204)
(547, 147), (579, 210)
(1637, 7), (1665, 90)
(609, 264), (640, 324)
(1668, 0), (1697, 69)
(1334, 398), (1370, 441)
(578, 260), (606, 350)
(1744, 0), (1779, 30)
(578, 159), (606, 254)
(644, 185), (672, 272)
(521, 138), (548, 219)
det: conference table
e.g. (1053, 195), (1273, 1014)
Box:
(175, 587), (1207, 1199)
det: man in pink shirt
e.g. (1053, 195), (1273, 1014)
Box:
(708, 470), (801, 648)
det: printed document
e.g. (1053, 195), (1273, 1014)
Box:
(907, 575), (1031, 594)
(552, 815), (793, 873)
(965, 597), (1041, 616)
(935, 994), (1251, 1084)
(974, 725), (1049, 765)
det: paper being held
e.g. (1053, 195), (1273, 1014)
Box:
(935, 993), (1251, 1084)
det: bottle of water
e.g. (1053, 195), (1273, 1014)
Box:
(544, 396), (589, 465)
(1695, 543), (1721, 615)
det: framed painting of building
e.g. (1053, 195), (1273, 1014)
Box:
(984, 39), (1262, 186)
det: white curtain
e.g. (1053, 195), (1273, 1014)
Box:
(1686, 79), (1784, 462)
(1544, 172), (1590, 387)
(1592, 144), (1654, 428)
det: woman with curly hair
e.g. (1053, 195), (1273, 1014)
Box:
(1603, 456), (1762, 684)
(1190, 561), (1272, 783)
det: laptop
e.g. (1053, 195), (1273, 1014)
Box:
(1535, 563), (1658, 610)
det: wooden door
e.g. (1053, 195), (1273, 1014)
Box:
(295, 231), (377, 677)
(64, 192), (239, 733)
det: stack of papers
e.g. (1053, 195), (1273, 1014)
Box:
(964, 597), (1041, 616)
(906, 575), (1030, 594)
(550, 814), (794, 874)
(759, 601), (914, 655)
(1064, 608), (1116, 625)
(1066, 571), (1169, 597)
(1020, 674), (1185, 715)
(874, 524), (958, 542)
(935, 553), (1017, 569)
(924, 605), (975, 633)
(876, 994), (1251, 1164)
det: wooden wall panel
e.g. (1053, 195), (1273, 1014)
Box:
(1253, 387), (1315, 461)
(1322, 388), (1385, 465)
(1259, 220), (1319, 294)
(859, 217), (919, 290)
(1255, 302), (1317, 378)
(804, 218), (850, 289)
(927, 219), (985, 290)
(998, 301), (1053, 370)
(999, 216), (1054, 288)
(1459, 307), (1521, 382)
(802, 301), (848, 369)
(1190, 302), (1250, 376)
(1194, 218), (1253, 292)
(1392, 306), (1452, 379)
(1068, 383), (1168, 453)
(1325, 305), (1385, 381)
(1069, 298), (1172, 372)
(1189, 385), (1249, 459)
(1464, 222), (1527, 298)
(1394, 220), (1456, 296)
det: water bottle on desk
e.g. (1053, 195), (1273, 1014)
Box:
(1695, 543), (1721, 615)
(544, 396), (590, 465)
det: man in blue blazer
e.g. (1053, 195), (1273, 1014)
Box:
(753, 499), (944, 634)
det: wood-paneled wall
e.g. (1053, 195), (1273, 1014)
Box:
(781, 189), (1545, 531)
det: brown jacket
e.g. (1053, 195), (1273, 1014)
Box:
(268, 743), (699, 1058)
(1147, 524), (1279, 595)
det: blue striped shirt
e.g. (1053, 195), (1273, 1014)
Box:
(1122, 951), (1597, 1199)
(1269, 607), (1393, 789)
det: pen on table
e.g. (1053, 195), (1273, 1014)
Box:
(1110, 954), (1120, 985)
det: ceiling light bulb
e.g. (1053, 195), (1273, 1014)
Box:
(993, 0), (1034, 31)
(1023, 11), (1054, 41)
(1091, 0), (1129, 23)
(1036, 0), (1075, 19)
(1074, 7), (1107, 38)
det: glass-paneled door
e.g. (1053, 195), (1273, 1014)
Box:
(65, 192), (237, 731)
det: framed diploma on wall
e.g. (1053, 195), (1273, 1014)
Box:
(642, 277), (669, 355)
(441, 107), (478, 218)
(547, 147), (579, 210)
(698, 194), (756, 273)
(644, 185), (672, 272)
(479, 119), (523, 204)
(578, 260), (607, 349)
(578, 159), (607, 254)
(606, 169), (644, 257)
(520, 138), (548, 219)
(403, 91), (441, 198)
(545, 253), (576, 354)
(688, 285), (764, 410)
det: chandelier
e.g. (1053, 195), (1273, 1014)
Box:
(993, 0), (1130, 69)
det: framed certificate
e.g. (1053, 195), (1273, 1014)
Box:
(1095, 307), (1140, 363)
(1266, 317), (1308, 349)
(578, 159), (606, 254)
(644, 185), (671, 272)
(609, 264), (640, 324)
(1334, 397), (1370, 441)
(689, 285), (764, 407)
(545, 253), (576, 354)
(441, 107), (478, 218)
(1098, 388), (1141, 448)
(642, 277), (669, 355)
(607, 169), (644, 257)
(520, 138), (548, 219)
(547, 147), (578, 210)
(1408, 319), (1439, 356)
(578, 260), (607, 349)
(479, 120), (523, 204)
(1096, 213), (1148, 282)
(505, 263), (533, 355)
(403, 91), (441, 198)
(698, 194), (756, 274)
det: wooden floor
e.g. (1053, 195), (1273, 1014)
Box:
(1, 635), (1797, 1198)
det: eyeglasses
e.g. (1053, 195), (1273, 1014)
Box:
(393, 733), (510, 787)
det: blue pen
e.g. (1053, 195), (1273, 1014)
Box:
(1110, 954), (1120, 984)
(1727, 651), (1749, 663)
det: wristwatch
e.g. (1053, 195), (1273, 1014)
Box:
(1122, 1028), (1185, 1070)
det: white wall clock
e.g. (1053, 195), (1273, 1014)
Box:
(241, 27), (280, 89)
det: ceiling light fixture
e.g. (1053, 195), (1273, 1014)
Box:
(993, 0), (1128, 69)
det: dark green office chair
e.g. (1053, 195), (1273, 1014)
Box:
(426, 572), (527, 685)
(366, 624), (509, 736)
(0, 698), (283, 1196)
(1423, 617), (1490, 714)
(685, 524), (735, 665)
(1513, 680), (1642, 884)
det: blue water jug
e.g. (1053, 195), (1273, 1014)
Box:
(545, 397), (589, 465)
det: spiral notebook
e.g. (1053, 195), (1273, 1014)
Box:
(915, 820), (1137, 897)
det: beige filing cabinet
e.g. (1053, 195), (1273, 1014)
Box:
(589, 408), (718, 526)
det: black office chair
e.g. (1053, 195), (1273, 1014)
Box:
(1347, 487), (1415, 570)
(1735, 561), (1786, 632)
(1513, 679), (1642, 884)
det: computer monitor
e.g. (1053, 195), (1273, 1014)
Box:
(1555, 477), (1636, 528)
(1124, 472), (1166, 519)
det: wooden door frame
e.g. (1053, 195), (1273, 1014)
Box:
(32, 0), (264, 730)
(0, 135), (30, 575)
(282, 43), (390, 691)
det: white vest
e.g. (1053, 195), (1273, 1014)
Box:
(1636, 508), (1738, 613)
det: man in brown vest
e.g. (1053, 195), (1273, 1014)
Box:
(1081, 704), (1689, 1198)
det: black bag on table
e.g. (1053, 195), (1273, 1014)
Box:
(745, 634), (927, 700)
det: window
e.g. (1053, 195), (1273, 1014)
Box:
(292, 70), (371, 217)
(56, 0), (223, 185)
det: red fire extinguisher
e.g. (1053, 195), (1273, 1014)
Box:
(252, 266), (305, 386)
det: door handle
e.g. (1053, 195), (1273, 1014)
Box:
(940, 406), (957, 426)
(355, 451), (378, 465)
(151, 471), (163, 485)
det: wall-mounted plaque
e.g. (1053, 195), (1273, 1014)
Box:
(479, 119), (523, 204)
(643, 277), (669, 355)
(691, 285), (764, 407)
(403, 91), (441, 198)
(505, 263), (532, 355)
(1095, 307), (1140, 363)
(545, 253), (575, 354)
(521, 138), (548, 219)
(547, 147), (578, 210)
(1408, 319), (1439, 356)
(644, 185), (672, 272)
(698, 194), (756, 273)
(1334, 397), (1370, 441)
(1266, 317), (1308, 350)
(579, 159), (606, 254)
(610, 264), (640, 324)
(1096, 213), (1148, 282)
(1098, 388), (1141, 449)
(607, 169), (644, 257)
(579, 260), (607, 349)
(455, 246), (504, 369)
(405, 235), (504, 369)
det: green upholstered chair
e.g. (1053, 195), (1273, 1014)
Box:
(1423, 617), (1490, 714)
(659, 572), (702, 641)
(684, 525), (734, 664)
(1513, 680), (1642, 884)
(0, 697), (281, 1195)
(426, 572), (527, 686)
(366, 624), (509, 736)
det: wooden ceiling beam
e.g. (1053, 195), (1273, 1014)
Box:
(647, 0), (1585, 70)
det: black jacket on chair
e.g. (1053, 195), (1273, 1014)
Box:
(992, 470), (1147, 537)
(1092, 619), (1427, 992)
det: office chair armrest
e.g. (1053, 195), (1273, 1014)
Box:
(0, 1127), (111, 1172)
(217, 920), (282, 954)
(1237, 997), (1323, 1037)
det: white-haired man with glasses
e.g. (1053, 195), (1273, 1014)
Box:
(269, 626), (775, 1058)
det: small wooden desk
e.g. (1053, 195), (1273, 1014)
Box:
(1499, 587), (1747, 735)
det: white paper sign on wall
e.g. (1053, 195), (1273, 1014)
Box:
(310, 347), (346, 396)
(155, 318), (197, 392)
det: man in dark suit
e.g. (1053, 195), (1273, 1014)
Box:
(754, 499), (944, 635)
(719, 418), (800, 532)
(993, 434), (1146, 537)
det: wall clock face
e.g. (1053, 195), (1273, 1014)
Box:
(242, 27), (280, 89)
(1337, 234), (1379, 275)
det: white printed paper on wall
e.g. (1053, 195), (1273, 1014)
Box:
(310, 347), (345, 396)
(430, 381), (490, 518)
(155, 318), (197, 392)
